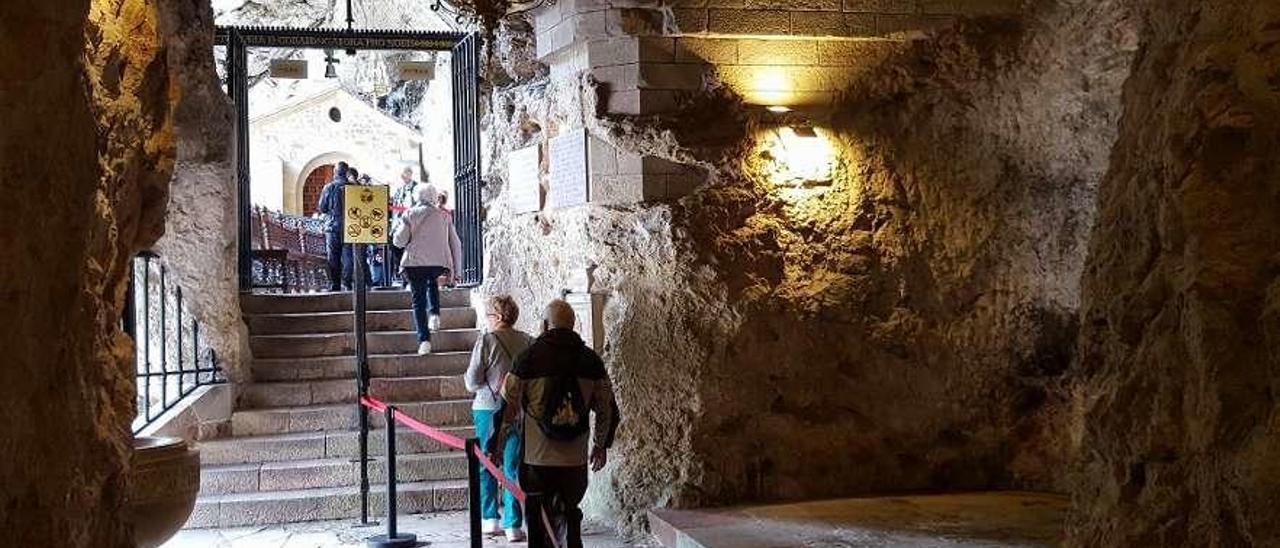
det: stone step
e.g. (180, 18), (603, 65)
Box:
(201, 452), (468, 495)
(240, 376), (471, 409)
(187, 479), (467, 528)
(245, 307), (477, 336)
(250, 329), (479, 359)
(230, 400), (472, 436)
(252, 352), (470, 382)
(241, 289), (470, 315)
(199, 426), (475, 465)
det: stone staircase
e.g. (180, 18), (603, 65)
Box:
(189, 290), (479, 528)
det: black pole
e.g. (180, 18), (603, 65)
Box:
(122, 257), (136, 338)
(142, 256), (151, 422)
(230, 29), (252, 291)
(367, 405), (415, 548)
(466, 438), (482, 548)
(386, 405), (398, 536)
(355, 242), (371, 525)
(159, 263), (167, 417)
(358, 403), (370, 524)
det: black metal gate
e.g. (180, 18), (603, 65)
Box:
(215, 26), (484, 291)
(451, 33), (483, 287)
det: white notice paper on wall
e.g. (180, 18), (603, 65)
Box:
(508, 145), (541, 213)
(548, 129), (589, 208)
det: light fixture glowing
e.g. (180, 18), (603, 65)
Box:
(791, 126), (817, 138)
(766, 105), (792, 113)
(769, 126), (835, 187)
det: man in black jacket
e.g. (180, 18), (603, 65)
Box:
(316, 161), (349, 291)
(491, 299), (620, 548)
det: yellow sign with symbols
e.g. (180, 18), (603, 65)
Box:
(343, 185), (389, 244)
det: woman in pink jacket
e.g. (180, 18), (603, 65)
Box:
(392, 185), (462, 354)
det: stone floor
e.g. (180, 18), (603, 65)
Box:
(648, 492), (1068, 548)
(162, 512), (645, 547)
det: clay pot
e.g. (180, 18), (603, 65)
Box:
(128, 436), (201, 548)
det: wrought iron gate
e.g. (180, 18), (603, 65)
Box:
(451, 33), (483, 287)
(215, 26), (484, 291)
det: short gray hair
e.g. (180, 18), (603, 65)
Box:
(415, 184), (439, 206)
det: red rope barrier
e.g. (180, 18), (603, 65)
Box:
(359, 395), (560, 548)
(361, 395), (466, 450)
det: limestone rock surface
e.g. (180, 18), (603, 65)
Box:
(478, 1), (1137, 537)
(0, 0), (176, 544)
(155, 0), (247, 384)
(1070, 1), (1280, 545)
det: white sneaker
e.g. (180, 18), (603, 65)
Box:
(505, 527), (526, 542)
(482, 519), (501, 536)
(428, 314), (441, 331)
(417, 341), (432, 355)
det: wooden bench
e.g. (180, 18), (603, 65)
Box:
(249, 207), (290, 293)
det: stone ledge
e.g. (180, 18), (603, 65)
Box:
(139, 384), (234, 442)
(668, 2), (1017, 38)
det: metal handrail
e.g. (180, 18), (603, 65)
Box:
(124, 252), (226, 434)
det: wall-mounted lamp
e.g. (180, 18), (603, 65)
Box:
(771, 125), (835, 185)
(790, 126), (818, 138)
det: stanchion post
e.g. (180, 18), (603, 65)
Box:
(354, 242), (372, 526)
(358, 403), (370, 524)
(466, 438), (483, 548)
(385, 405), (400, 539)
(367, 405), (416, 548)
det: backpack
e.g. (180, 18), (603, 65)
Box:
(536, 369), (590, 441)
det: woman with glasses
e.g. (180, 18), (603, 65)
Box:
(465, 295), (534, 541)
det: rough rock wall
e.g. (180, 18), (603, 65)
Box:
(480, 73), (710, 536)
(155, 0), (247, 384)
(0, 0), (175, 544)
(669, 0), (1135, 506)
(480, 1), (1137, 536)
(1070, 1), (1280, 545)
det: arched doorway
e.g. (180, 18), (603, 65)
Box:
(301, 164), (334, 216)
(225, 27), (483, 290)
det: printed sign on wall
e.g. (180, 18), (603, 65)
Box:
(508, 145), (541, 213)
(269, 59), (308, 79)
(548, 129), (589, 209)
(398, 61), (435, 81)
(343, 185), (389, 244)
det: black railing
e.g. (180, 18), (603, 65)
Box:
(124, 252), (226, 434)
(451, 32), (484, 288)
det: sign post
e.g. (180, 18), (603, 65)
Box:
(344, 185), (389, 527)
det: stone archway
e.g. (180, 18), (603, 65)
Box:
(300, 164), (334, 216)
(289, 151), (356, 215)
